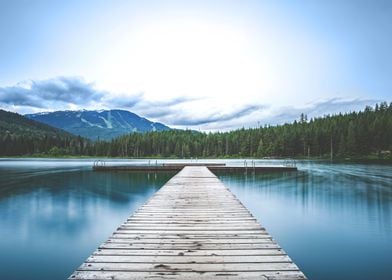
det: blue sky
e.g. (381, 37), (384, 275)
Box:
(0, 0), (390, 130)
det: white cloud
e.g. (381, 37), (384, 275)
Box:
(0, 76), (380, 131)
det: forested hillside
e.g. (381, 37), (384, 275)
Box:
(1, 102), (391, 159)
(0, 110), (88, 156)
(93, 102), (391, 159)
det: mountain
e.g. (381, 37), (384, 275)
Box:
(0, 109), (83, 156)
(25, 109), (171, 140)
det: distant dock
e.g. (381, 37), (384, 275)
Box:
(69, 166), (306, 279)
(92, 161), (298, 173)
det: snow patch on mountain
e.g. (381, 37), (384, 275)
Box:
(25, 109), (170, 140)
(99, 116), (112, 129)
(116, 111), (133, 129)
(81, 117), (104, 128)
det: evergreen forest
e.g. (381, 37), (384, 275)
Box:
(1, 102), (391, 160)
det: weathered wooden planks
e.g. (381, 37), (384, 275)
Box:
(69, 166), (306, 279)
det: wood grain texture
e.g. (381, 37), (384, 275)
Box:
(68, 166), (307, 280)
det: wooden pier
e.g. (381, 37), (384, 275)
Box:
(69, 166), (306, 279)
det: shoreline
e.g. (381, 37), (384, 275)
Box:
(1, 155), (391, 164)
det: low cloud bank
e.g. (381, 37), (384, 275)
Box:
(0, 77), (380, 131)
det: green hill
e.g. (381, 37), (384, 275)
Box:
(0, 109), (87, 156)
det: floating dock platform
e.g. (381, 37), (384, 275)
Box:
(69, 166), (306, 279)
(92, 162), (297, 173)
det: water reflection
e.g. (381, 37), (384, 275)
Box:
(0, 159), (391, 280)
(217, 162), (392, 280)
(0, 163), (174, 280)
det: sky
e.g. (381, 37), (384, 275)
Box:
(0, 0), (391, 130)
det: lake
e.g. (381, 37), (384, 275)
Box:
(0, 159), (391, 280)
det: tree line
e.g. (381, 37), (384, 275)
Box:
(1, 102), (391, 159)
(92, 102), (391, 159)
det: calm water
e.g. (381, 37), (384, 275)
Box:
(0, 159), (391, 280)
